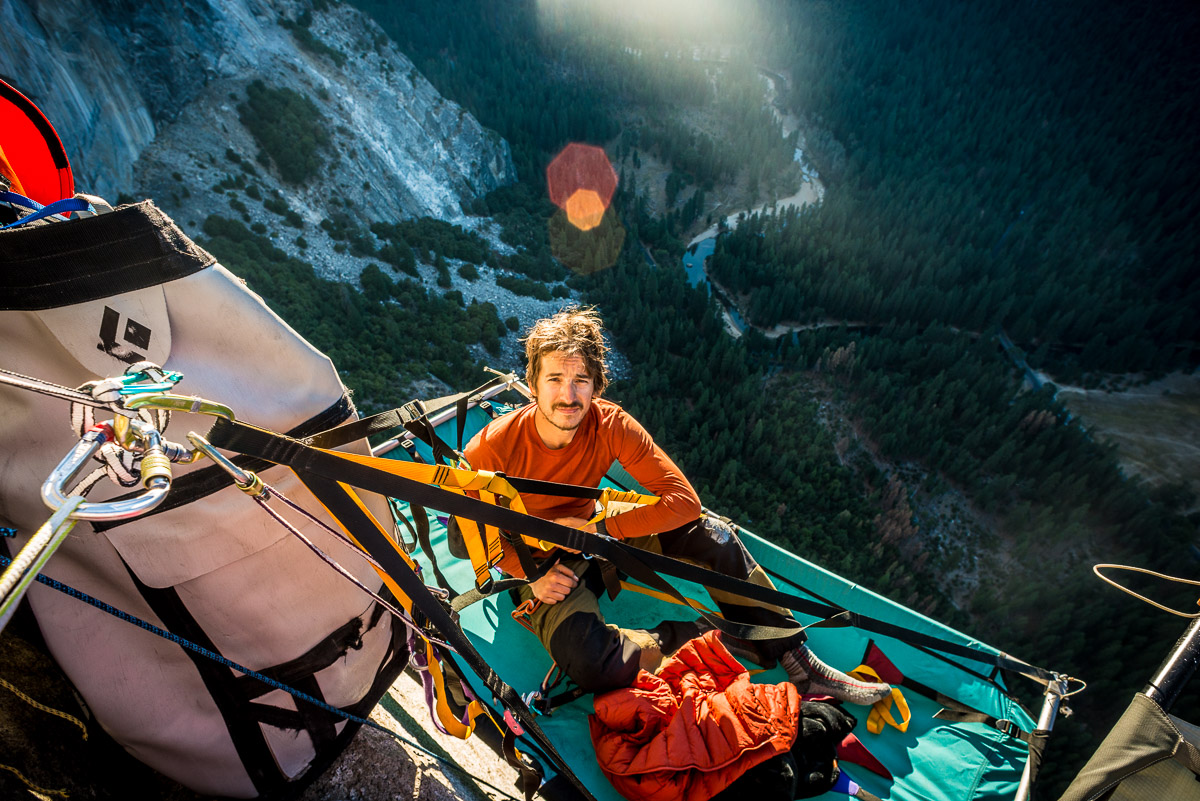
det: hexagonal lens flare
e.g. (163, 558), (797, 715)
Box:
(564, 188), (606, 231)
(546, 143), (617, 231)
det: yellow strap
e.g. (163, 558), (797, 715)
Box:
(585, 487), (660, 527)
(617, 580), (715, 614)
(0, 677), (87, 741)
(851, 664), (910, 734)
(328, 449), (528, 511)
(423, 640), (493, 739)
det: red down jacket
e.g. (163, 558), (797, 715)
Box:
(589, 631), (800, 801)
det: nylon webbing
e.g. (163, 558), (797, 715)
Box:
(295, 471), (594, 801)
(207, 417), (1057, 684)
(210, 417), (804, 645)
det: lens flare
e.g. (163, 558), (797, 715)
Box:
(546, 143), (617, 231)
(564, 188), (606, 231)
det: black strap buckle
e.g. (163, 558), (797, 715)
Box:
(398, 399), (428, 425)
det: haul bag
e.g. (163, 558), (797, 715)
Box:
(0, 201), (407, 798)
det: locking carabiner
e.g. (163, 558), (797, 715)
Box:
(41, 422), (173, 522)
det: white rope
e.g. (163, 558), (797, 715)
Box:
(1093, 564), (1200, 618)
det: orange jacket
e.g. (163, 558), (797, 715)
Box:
(589, 632), (800, 801)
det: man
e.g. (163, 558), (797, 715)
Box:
(464, 307), (889, 703)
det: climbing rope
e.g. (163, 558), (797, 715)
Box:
(0, 672), (87, 800)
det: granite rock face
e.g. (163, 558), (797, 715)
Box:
(0, 0), (515, 219)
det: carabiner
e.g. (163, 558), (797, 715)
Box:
(41, 423), (172, 522)
(115, 363), (184, 396)
(123, 392), (235, 421)
(186, 431), (264, 497)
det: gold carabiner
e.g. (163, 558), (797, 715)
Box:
(123, 392), (236, 421)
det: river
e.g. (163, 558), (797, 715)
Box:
(676, 67), (826, 337)
(680, 178), (824, 338)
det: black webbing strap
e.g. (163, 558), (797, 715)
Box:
(304, 375), (511, 454)
(120, 561), (284, 795)
(933, 698), (1037, 744)
(503, 476), (606, 501)
(212, 417), (804, 646)
(457, 395), (469, 451)
(294, 470), (593, 801)
(208, 418), (1057, 684)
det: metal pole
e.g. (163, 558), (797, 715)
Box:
(1144, 615), (1200, 713)
(372, 373), (525, 457)
(1014, 674), (1069, 801)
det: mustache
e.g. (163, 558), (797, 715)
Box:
(553, 403), (582, 411)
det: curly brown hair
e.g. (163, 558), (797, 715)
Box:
(522, 306), (610, 395)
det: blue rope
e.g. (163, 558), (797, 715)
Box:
(1, 190), (41, 210)
(1, 196), (91, 229)
(0, 554), (520, 800)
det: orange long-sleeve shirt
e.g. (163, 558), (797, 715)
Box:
(463, 398), (702, 575)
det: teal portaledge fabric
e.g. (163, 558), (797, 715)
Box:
(1058, 693), (1200, 801)
(385, 402), (1043, 801)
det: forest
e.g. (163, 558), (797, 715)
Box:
(708, 1), (1198, 381)
(192, 0), (1200, 794)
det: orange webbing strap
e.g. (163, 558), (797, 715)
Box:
(586, 487), (659, 527)
(329, 449), (526, 591)
(453, 487), (506, 589)
(305, 476), (504, 740)
(851, 664), (911, 734)
(306, 480), (418, 610)
(423, 640), (492, 739)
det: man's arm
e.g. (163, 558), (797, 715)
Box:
(602, 409), (702, 540)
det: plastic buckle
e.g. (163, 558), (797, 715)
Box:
(503, 707), (525, 736)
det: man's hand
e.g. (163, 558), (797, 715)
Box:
(531, 562), (579, 604)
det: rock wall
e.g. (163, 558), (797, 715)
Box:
(0, 0), (515, 219)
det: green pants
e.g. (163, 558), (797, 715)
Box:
(513, 514), (804, 693)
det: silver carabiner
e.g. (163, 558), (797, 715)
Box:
(40, 422), (172, 521)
